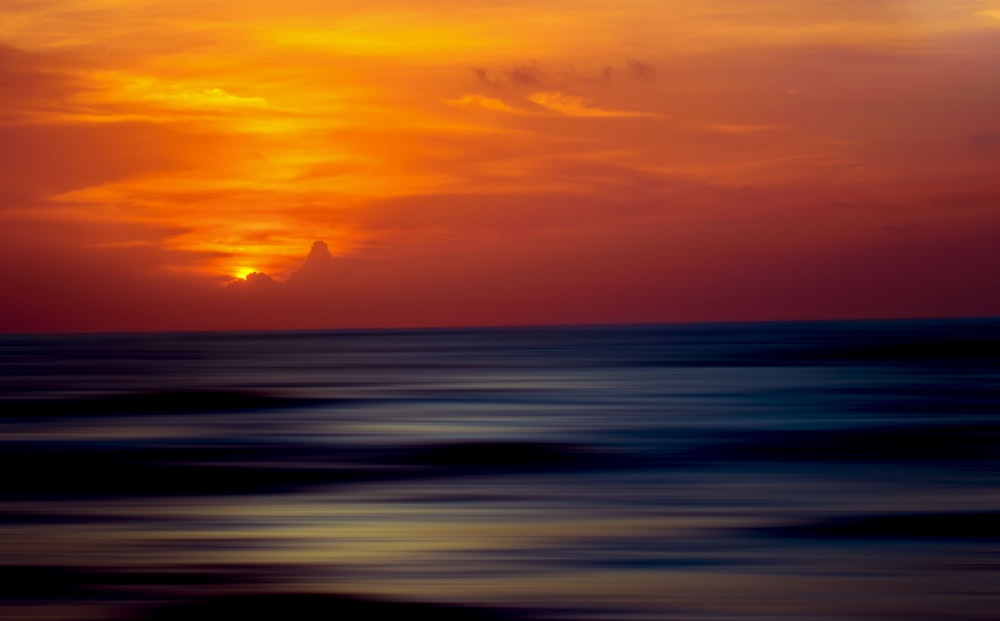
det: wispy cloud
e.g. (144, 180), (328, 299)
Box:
(527, 91), (660, 118)
(104, 74), (269, 111)
(442, 94), (521, 114)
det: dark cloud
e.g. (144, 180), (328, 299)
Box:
(471, 66), (492, 86)
(505, 64), (545, 86)
(471, 59), (655, 90)
(287, 240), (334, 285)
(625, 57), (654, 79)
(227, 272), (279, 291)
(224, 241), (334, 295)
(472, 63), (545, 88)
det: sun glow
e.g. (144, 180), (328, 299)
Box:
(234, 267), (257, 280)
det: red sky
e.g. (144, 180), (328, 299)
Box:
(2, 0), (1000, 332)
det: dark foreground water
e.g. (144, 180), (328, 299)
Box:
(2, 319), (999, 620)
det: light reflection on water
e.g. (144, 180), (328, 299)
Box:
(2, 320), (999, 620)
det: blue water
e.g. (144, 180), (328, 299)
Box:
(2, 319), (999, 620)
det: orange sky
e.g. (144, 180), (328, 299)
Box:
(2, 0), (1000, 332)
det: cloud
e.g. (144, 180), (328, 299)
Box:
(505, 64), (545, 86)
(223, 240), (335, 292)
(442, 94), (521, 114)
(287, 240), (334, 284)
(625, 57), (654, 79)
(104, 74), (269, 112)
(526, 91), (659, 118)
(226, 271), (279, 291)
(472, 63), (545, 88)
(473, 59), (656, 90)
(445, 91), (664, 117)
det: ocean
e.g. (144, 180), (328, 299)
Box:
(2, 319), (998, 620)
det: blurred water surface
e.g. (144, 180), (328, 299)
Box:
(2, 319), (999, 620)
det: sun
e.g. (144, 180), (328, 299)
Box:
(233, 267), (257, 280)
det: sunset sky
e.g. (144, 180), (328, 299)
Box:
(2, 0), (1000, 332)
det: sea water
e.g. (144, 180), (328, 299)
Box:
(2, 319), (998, 620)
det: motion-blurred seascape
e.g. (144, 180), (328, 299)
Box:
(2, 319), (999, 621)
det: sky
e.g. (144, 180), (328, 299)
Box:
(2, 0), (1000, 332)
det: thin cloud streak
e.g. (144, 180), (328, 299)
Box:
(527, 91), (661, 118)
